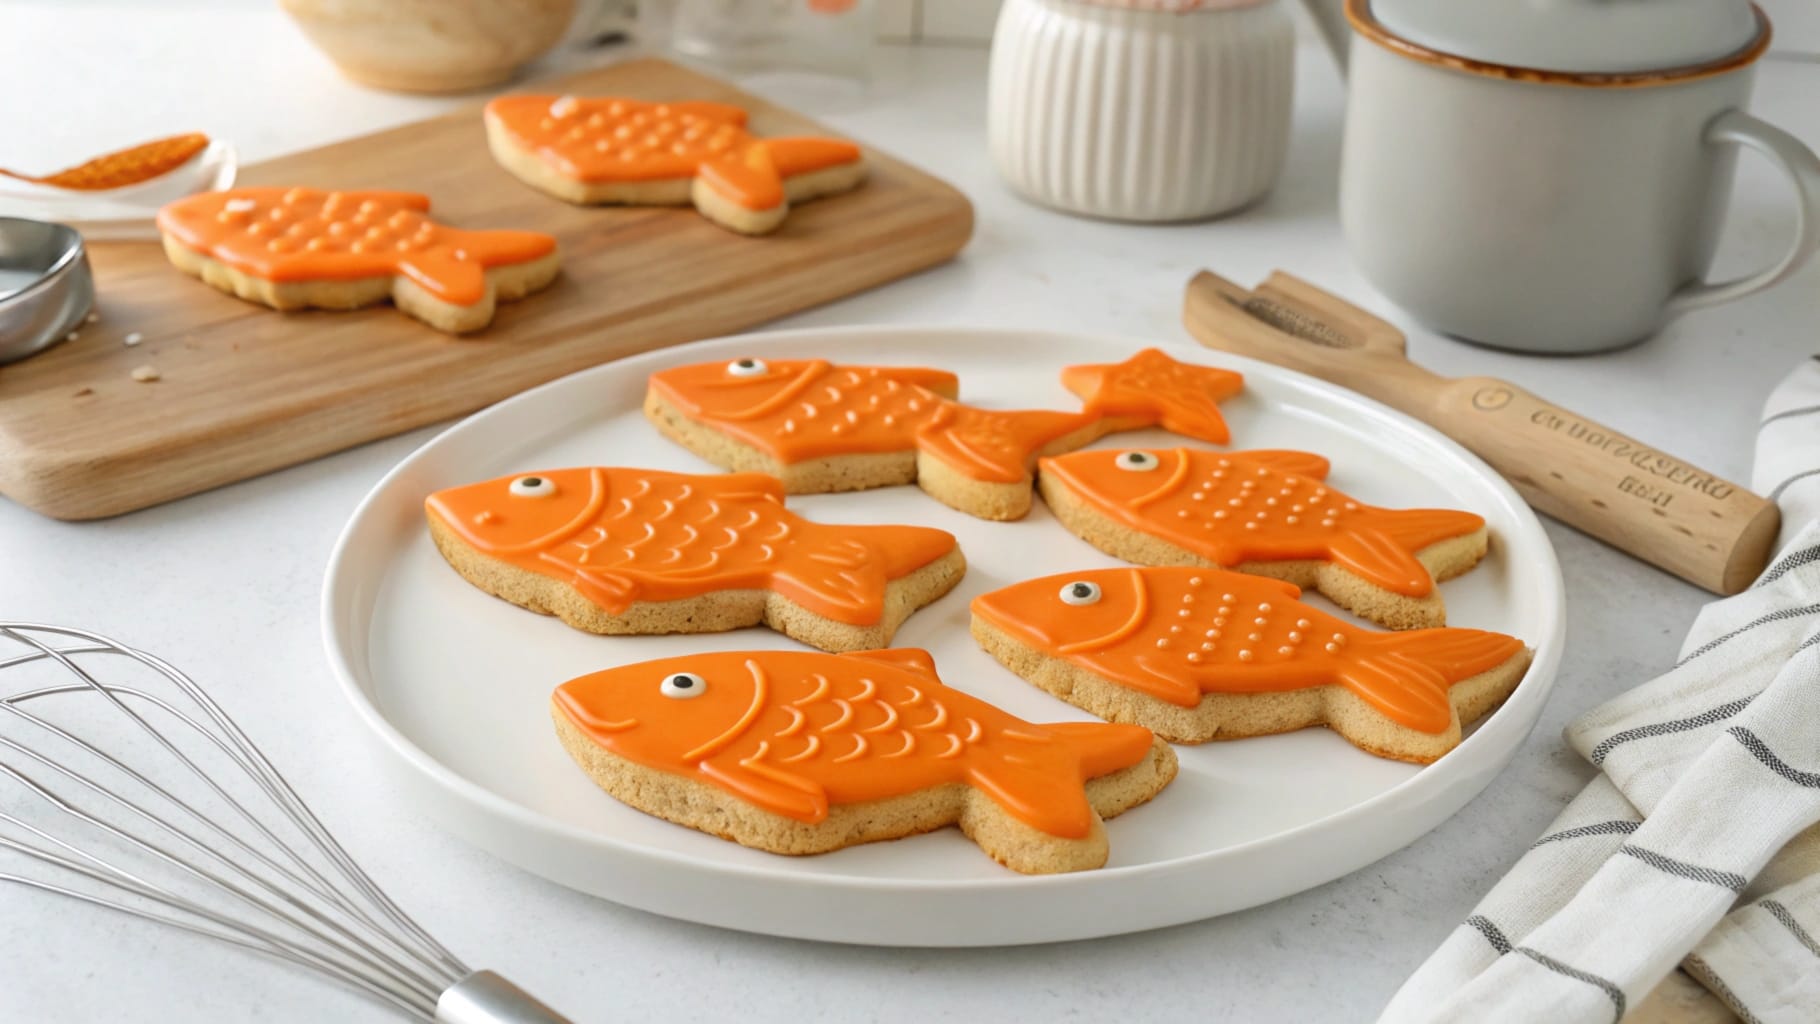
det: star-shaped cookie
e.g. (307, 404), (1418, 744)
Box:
(1061, 348), (1245, 444)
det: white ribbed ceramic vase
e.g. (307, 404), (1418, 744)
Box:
(988, 0), (1294, 222)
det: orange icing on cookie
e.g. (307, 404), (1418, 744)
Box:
(157, 187), (557, 306)
(972, 567), (1525, 733)
(647, 352), (1241, 485)
(485, 95), (861, 211)
(1062, 348), (1244, 445)
(424, 467), (956, 624)
(1040, 447), (1485, 597)
(553, 647), (1156, 836)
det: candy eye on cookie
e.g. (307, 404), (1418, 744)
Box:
(661, 672), (707, 698)
(508, 475), (556, 498)
(1115, 451), (1159, 472)
(1059, 581), (1102, 606)
(726, 358), (768, 378)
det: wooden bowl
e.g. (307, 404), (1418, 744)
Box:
(281, 0), (578, 94)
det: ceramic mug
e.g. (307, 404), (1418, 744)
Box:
(1333, 3), (1820, 354)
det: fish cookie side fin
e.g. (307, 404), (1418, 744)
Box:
(1042, 721), (1157, 779)
(894, 369), (961, 401)
(917, 404), (1102, 485)
(844, 648), (941, 680)
(698, 753), (830, 823)
(336, 189), (434, 211)
(1230, 450), (1332, 481)
(569, 567), (641, 614)
(1082, 653), (1204, 708)
(666, 101), (749, 126)
(761, 137), (863, 178)
(707, 471), (788, 502)
(1336, 629), (1525, 734)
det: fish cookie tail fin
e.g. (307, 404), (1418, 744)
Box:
(917, 404), (1103, 484)
(1326, 529), (1435, 597)
(762, 137), (863, 177)
(1367, 506), (1486, 551)
(401, 228), (557, 306)
(697, 151), (788, 212)
(1327, 507), (1483, 597)
(846, 522), (958, 581)
(1044, 722), (1158, 778)
(968, 722), (1154, 839)
(770, 522), (955, 626)
(1340, 629), (1527, 734)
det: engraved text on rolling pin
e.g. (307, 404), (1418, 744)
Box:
(1473, 386), (1735, 509)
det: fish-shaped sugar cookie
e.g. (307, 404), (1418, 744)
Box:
(158, 187), (561, 333)
(971, 567), (1531, 764)
(485, 95), (866, 235)
(425, 467), (964, 652)
(551, 648), (1177, 873)
(644, 349), (1244, 521)
(1038, 447), (1489, 629)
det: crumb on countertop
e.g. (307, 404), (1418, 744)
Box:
(85, 312), (99, 324)
(123, 332), (144, 347)
(130, 365), (160, 382)
(73, 386), (94, 397)
(65, 330), (79, 342)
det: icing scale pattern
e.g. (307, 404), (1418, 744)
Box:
(425, 467), (957, 624)
(554, 647), (1157, 837)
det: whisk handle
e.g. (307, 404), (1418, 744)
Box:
(436, 971), (574, 1024)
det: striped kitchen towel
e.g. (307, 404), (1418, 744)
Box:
(1759, 355), (1820, 554)
(1380, 355), (1820, 1024)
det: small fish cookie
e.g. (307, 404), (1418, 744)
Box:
(971, 567), (1531, 764)
(157, 187), (560, 334)
(551, 648), (1178, 874)
(1038, 447), (1489, 629)
(643, 349), (1243, 521)
(425, 467), (965, 653)
(485, 95), (866, 236)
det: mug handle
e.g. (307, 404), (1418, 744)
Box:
(1667, 109), (1820, 314)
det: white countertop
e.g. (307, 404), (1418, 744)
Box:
(5, 3), (1819, 1021)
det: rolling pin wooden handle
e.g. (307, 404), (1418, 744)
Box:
(1432, 376), (1781, 595)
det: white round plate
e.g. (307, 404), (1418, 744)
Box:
(322, 326), (1564, 947)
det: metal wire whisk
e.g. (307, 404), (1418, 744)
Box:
(0, 623), (572, 1023)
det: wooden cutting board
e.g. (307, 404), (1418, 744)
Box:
(0, 57), (973, 520)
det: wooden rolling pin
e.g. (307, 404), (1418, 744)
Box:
(1182, 270), (1780, 595)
